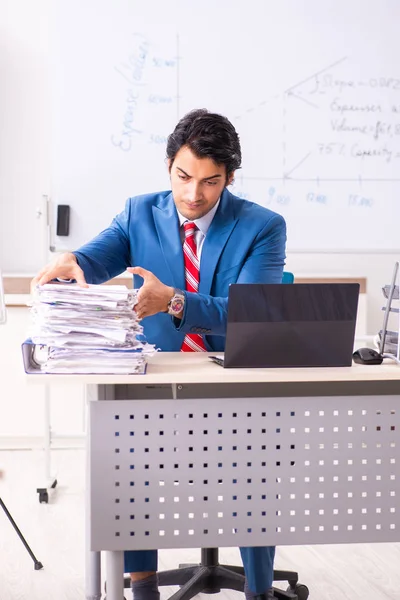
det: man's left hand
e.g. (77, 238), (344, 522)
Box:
(127, 267), (174, 319)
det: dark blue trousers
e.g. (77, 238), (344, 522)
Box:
(124, 546), (275, 593)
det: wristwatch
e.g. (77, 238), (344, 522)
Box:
(167, 289), (185, 316)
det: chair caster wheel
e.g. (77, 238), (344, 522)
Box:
(38, 490), (49, 503)
(286, 583), (309, 600)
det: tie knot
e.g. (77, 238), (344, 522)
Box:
(183, 221), (197, 238)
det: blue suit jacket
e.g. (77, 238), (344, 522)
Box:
(74, 188), (286, 351)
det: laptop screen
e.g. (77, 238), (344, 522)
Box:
(224, 283), (359, 368)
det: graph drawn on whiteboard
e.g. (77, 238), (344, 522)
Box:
(50, 0), (400, 253)
(230, 54), (400, 251)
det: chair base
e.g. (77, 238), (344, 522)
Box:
(122, 548), (308, 600)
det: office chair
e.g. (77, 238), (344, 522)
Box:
(119, 272), (309, 600)
(281, 272), (294, 284)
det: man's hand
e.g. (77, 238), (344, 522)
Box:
(128, 267), (174, 320)
(31, 252), (88, 292)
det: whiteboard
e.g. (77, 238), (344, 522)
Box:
(51, 0), (400, 253)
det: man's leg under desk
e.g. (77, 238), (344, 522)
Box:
(240, 546), (276, 597)
(87, 550), (151, 600)
(123, 547), (275, 599)
(125, 550), (159, 600)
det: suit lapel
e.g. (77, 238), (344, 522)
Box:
(152, 193), (185, 289)
(199, 189), (238, 295)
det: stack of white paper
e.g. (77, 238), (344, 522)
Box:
(29, 283), (156, 374)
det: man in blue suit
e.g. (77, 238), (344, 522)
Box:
(33, 109), (286, 600)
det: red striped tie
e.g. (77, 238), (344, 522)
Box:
(181, 221), (207, 352)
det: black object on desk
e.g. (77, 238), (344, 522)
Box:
(352, 347), (383, 365)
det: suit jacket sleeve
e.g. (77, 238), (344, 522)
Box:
(175, 213), (286, 336)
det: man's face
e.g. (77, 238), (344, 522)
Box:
(169, 145), (234, 220)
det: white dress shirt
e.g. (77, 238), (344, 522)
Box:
(177, 199), (220, 261)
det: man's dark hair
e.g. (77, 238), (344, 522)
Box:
(166, 109), (242, 180)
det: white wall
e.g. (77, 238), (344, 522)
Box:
(0, 0), (51, 274)
(1, 0), (397, 337)
(0, 306), (85, 444)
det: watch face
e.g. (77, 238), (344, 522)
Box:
(170, 297), (184, 313)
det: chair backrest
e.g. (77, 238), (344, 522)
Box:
(282, 271), (294, 284)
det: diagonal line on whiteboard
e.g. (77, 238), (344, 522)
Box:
(285, 57), (347, 94)
(234, 94), (281, 120)
(284, 152), (312, 179)
(234, 58), (347, 120)
(287, 91), (319, 109)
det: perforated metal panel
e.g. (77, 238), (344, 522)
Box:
(89, 395), (399, 551)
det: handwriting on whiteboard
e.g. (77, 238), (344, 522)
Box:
(111, 35), (149, 152)
(111, 33), (178, 153)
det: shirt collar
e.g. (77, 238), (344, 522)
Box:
(177, 198), (220, 237)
